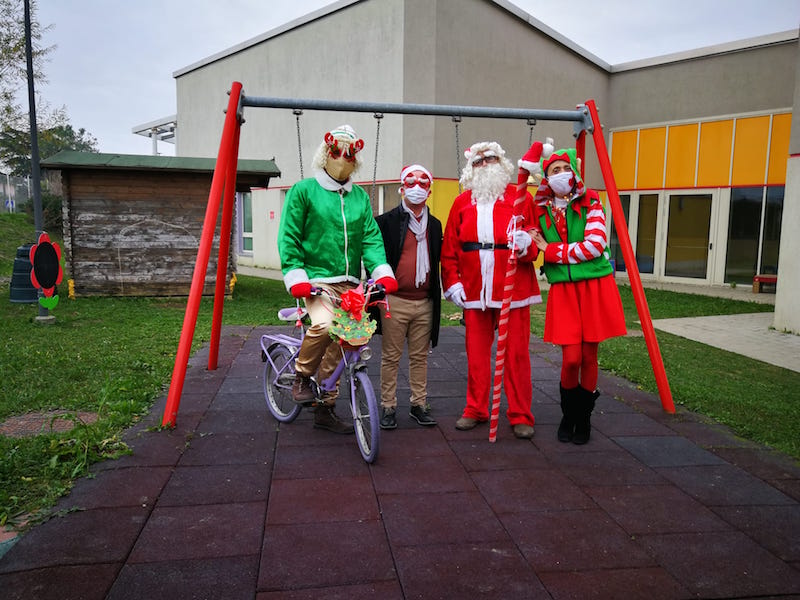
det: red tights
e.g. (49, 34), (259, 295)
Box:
(561, 342), (599, 390)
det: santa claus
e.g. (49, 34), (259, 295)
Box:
(441, 141), (541, 439)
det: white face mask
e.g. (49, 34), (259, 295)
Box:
(403, 185), (429, 205)
(548, 171), (575, 196)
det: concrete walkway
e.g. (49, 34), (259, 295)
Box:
(1, 324), (798, 599)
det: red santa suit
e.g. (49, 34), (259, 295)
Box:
(441, 183), (541, 426)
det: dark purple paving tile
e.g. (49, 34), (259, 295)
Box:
(538, 566), (689, 600)
(640, 530), (800, 598)
(218, 376), (263, 396)
(501, 509), (656, 571)
(128, 502), (265, 563)
(107, 555), (258, 600)
(472, 468), (594, 513)
(258, 521), (394, 592)
(426, 379), (467, 398)
(533, 425), (620, 454)
(380, 491), (507, 547)
(393, 541), (549, 599)
(448, 438), (549, 471)
(266, 476), (378, 525)
(198, 408), (277, 435)
(528, 402), (561, 424)
(272, 443), (370, 480)
(667, 419), (760, 449)
(371, 451), (476, 495)
(92, 428), (189, 470)
(657, 464), (795, 506)
(712, 504), (800, 561)
(613, 436), (726, 467)
(770, 477), (800, 502)
(178, 432), (275, 466)
(548, 450), (666, 486)
(209, 391), (266, 411)
(273, 416), (358, 448)
(158, 464), (271, 506)
(375, 427), (452, 456)
(55, 466), (172, 511)
(0, 563), (121, 600)
(256, 580), (403, 600)
(586, 484), (733, 535)
(0, 507), (148, 573)
(592, 411), (675, 437)
(711, 447), (800, 480)
(169, 391), (215, 413)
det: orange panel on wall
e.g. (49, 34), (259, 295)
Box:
(610, 130), (637, 190)
(665, 124), (698, 188)
(636, 127), (666, 189)
(697, 120), (733, 187)
(767, 113), (791, 185)
(731, 116), (770, 186)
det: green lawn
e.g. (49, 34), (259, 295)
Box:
(1, 212), (798, 530)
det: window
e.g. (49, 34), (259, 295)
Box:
(238, 192), (253, 253)
(725, 187), (764, 284)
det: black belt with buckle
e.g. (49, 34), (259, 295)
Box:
(462, 242), (508, 251)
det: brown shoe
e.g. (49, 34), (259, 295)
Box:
(513, 423), (535, 439)
(292, 374), (315, 403)
(314, 404), (354, 435)
(455, 417), (482, 430)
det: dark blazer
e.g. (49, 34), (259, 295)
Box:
(374, 204), (443, 347)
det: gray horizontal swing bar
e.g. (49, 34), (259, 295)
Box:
(240, 95), (593, 131)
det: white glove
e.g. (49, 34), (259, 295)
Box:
(445, 282), (466, 308)
(511, 230), (532, 256)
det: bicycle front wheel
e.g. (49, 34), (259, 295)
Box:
(264, 344), (302, 423)
(352, 370), (380, 463)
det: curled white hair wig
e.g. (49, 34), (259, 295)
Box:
(459, 141), (515, 187)
(311, 127), (364, 176)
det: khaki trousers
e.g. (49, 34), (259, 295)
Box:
(294, 281), (356, 404)
(379, 295), (433, 409)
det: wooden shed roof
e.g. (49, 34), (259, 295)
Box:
(41, 150), (281, 191)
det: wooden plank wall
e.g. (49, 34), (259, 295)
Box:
(61, 169), (235, 297)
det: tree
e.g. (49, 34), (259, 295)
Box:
(0, 118), (98, 176)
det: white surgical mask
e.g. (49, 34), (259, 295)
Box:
(548, 171), (575, 196)
(403, 185), (429, 205)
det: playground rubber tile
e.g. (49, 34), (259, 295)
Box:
(227, 359), (264, 378)
(527, 402), (561, 424)
(169, 391), (215, 413)
(380, 491), (507, 547)
(256, 580), (403, 600)
(591, 411), (675, 437)
(178, 431), (275, 466)
(266, 476), (378, 525)
(770, 477), (800, 502)
(54, 466), (172, 511)
(548, 449), (666, 487)
(91, 429), (188, 471)
(370, 452), (476, 495)
(376, 427), (452, 457)
(272, 443), (369, 480)
(0, 506), (148, 573)
(392, 541), (550, 600)
(448, 438), (549, 472)
(182, 364), (228, 386)
(501, 509), (656, 571)
(158, 464), (271, 506)
(210, 390), (266, 411)
(711, 505), (800, 561)
(711, 446), (800, 480)
(532, 427), (619, 454)
(107, 555), (258, 600)
(613, 435), (726, 467)
(0, 563), (122, 600)
(258, 521), (395, 591)
(471, 468), (594, 513)
(537, 566), (689, 600)
(197, 408), (276, 435)
(585, 484), (733, 535)
(272, 419), (355, 448)
(657, 463), (795, 506)
(128, 502), (265, 563)
(425, 379), (469, 398)
(218, 375), (263, 396)
(639, 530), (800, 598)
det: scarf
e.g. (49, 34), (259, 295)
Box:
(401, 202), (430, 287)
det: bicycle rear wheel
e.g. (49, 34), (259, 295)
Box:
(352, 370), (380, 463)
(264, 344), (302, 423)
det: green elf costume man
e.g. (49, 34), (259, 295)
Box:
(278, 124), (398, 434)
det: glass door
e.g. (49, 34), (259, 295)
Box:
(663, 193), (713, 280)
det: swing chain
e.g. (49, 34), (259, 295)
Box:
(527, 118), (537, 148)
(294, 109), (304, 179)
(371, 112), (384, 205)
(453, 116), (463, 193)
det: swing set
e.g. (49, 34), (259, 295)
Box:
(160, 81), (675, 428)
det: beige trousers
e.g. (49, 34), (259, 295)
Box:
(379, 295), (433, 409)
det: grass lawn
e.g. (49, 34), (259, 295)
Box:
(1, 212), (798, 529)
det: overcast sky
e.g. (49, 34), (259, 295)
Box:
(30, 0), (800, 156)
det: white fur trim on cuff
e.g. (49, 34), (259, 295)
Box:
(283, 268), (309, 292)
(370, 264), (394, 281)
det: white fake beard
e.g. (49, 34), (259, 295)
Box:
(467, 163), (510, 204)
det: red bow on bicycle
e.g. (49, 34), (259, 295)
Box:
(340, 284), (367, 321)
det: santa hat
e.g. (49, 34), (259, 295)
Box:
(324, 124), (364, 157)
(400, 164), (433, 182)
(518, 137), (554, 176)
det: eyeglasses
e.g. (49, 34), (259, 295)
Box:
(402, 175), (431, 189)
(471, 155), (500, 168)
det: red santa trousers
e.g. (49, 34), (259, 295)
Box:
(462, 305), (534, 426)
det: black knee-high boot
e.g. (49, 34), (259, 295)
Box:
(573, 386), (600, 445)
(558, 384), (579, 443)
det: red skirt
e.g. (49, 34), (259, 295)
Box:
(544, 274), (627, 345)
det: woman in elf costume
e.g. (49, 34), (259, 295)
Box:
(529, 146), (626, 445)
